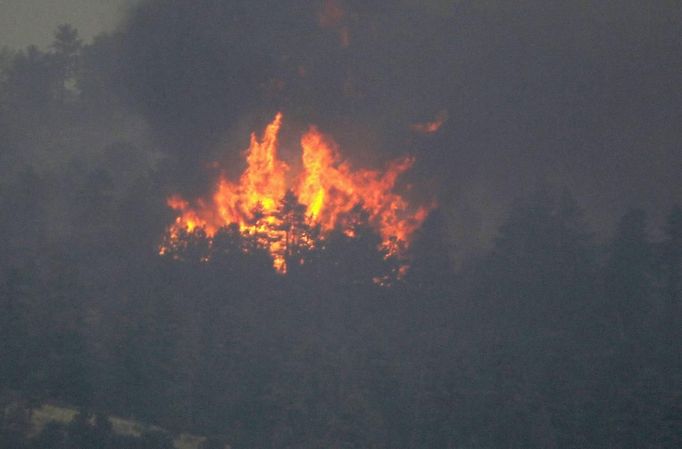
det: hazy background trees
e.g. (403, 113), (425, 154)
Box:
(0, 17), (681, 449)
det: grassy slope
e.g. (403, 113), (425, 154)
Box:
(29, 403), (206, 449)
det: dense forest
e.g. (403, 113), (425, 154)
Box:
(1, 12), (681, 449)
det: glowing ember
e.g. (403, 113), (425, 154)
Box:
(161, 113), (431, 274)
(411, 110), (448, 134)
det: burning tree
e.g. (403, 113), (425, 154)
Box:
(160, 113), (432, 277)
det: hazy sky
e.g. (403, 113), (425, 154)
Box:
(0, 0), (132, 48)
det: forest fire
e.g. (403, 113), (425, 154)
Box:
(160, 113), (431, 274)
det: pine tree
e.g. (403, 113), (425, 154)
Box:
(277, 190), (316, 273)
(50, 24), (82, 102)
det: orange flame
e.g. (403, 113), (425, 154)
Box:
(161, 113), (431, 274)
(411, 110), (448, 134)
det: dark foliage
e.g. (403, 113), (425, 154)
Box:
(1, 14), (681, 449)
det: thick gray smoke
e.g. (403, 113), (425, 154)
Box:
(119, 0), (682, 250)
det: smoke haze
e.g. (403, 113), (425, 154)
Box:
(115, 0), (682, 250)
(1, 2), (681, 448)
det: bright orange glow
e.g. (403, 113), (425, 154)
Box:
(297, 126), (429, 250)
(161, 113), (432, 274)
(411, 110), (448, 134)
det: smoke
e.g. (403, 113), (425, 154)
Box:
(120, 0), (307, 195)
(118, 0), (682, 252)
(118, 1), (448, 190)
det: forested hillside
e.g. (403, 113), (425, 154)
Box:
(1, 7), (681, 449)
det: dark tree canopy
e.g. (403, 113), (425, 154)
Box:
(1, 14), (681, 449)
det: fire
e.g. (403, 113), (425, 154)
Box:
(298, 128), (428, 247)
(411, 110), (448, 134)
(161, 113), (431, 274)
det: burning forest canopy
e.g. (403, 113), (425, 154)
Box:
(1, 1), (681, 448)
(160, 113), (432, 277)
